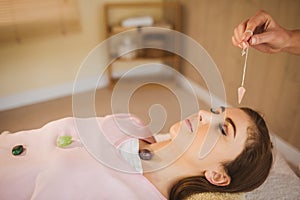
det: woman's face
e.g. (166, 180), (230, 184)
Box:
(169, 107), (250, 167)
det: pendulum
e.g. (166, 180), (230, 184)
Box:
(12, 145), (25, 156)
(139, 149), (153, 160)
(238, 47), (249, 104)
(238, 30), (253, 104)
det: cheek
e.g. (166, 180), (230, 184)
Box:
(184, 125), (208, 157)
(169, 122), (181, 139)
(210, 140), (244, 162)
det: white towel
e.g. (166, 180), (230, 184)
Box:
(121, 16), (154, 27)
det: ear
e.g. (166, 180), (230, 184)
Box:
(204, 169), (231, 186)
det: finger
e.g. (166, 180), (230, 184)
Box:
(231, 36), (238, 46)
(250, 32), (280, 53)
(233, 27), (250, 49)
(234, 25), (245, 43)
(233, 28), (241, 44)
(236, 20), (248, 42)
(232, 36), (242, 48)
(245, 10), (269, 30)
(249, 31), (274, 46)
(244, 10), (270, 40)
(242, 30), (253, 42)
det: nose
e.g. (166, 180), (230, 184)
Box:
(198, 110), (212, 125)
(210, 106), (225, 114)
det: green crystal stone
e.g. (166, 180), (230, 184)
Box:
(12, 145), (24, 156)
(56, 136), (73, 147)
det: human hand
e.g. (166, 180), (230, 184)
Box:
(232, 10), (292, 54)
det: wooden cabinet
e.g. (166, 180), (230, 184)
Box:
(103, 2), (181, 85)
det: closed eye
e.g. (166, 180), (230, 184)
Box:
(219, 123), (228, 136)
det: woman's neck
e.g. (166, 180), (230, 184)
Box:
(142, 155), (192, 197)
(140, 140), (205, 197)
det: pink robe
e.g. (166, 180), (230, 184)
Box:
(0, 115), (166, 200)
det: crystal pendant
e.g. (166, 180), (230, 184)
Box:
(238, 86), (246, 104)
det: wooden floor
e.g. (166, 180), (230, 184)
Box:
(0, 83), (208, 134)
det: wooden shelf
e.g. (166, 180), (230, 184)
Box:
(113, 56), (177, 64)
(109, 23), (173, 35)
(103, 2), (181, 86)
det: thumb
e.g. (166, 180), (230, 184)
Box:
(249, 31), (273, 45)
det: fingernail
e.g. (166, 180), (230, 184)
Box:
(250, 37), (256, 45)
(241, 41), (247, 49)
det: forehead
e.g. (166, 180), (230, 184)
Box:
(225, 108), (249, 121)
(212, 107), (250, 122)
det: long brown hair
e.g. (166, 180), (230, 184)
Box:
(169, 107), (273, 199)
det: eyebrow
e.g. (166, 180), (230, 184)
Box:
(225, 117), (236, 138)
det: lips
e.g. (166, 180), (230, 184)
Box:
(185, 119), (193, 132)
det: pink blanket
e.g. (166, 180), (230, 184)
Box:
(0, 116), (166, 200)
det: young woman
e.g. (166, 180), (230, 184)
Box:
(0, 107), (273, 200)
(152, 107), (273, 199)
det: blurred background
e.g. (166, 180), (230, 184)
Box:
(0, 0), (299, 151)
